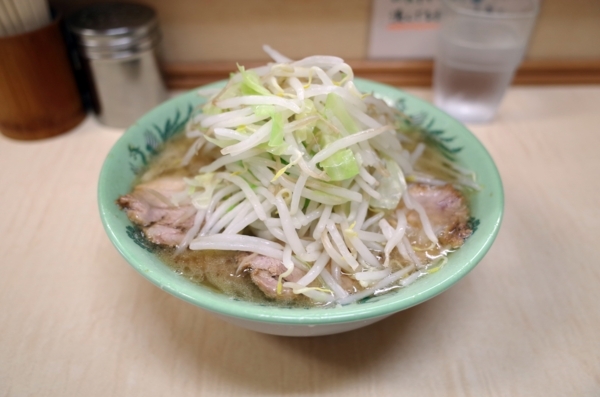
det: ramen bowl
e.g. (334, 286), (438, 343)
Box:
(98, 78), (503, 337)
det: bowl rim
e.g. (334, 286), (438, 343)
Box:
(98, 78), (504, 325)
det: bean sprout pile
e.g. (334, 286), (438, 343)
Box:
(174, 46), (476, 305)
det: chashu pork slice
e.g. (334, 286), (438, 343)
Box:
(117, 176), (194, 246)
(237, 253), (306, 299)
(405, 183), (472, 249)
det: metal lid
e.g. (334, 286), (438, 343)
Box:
(67, 2), (160, 56)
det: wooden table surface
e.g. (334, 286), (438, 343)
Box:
(1, 86), (599, 397)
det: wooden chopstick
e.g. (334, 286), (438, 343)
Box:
(2, 0), (26, 33)
(28, 0), (50, 28)
(0, 0), (17, 36)
(0, 0), (50, 36)
(12, 0), (37, 31)
(0, 17), (7, 36)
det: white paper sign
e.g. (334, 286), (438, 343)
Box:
(368, 0), (442, 59)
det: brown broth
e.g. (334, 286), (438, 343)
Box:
(158, 247), (314, 307)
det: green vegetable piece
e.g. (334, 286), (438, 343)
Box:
(316, 125), (337, 149)
(370, 157), (405, 209)
(268, 112), (284, 147)
(294, 99), (318, 142)
(257, 142), (289, 156)
(201, 102), (222, 116)
(217, 82), (242, 101)
(238, 64), (271, 96)
(325, 93), (359, 134)
(315, 122), (360, 180)
(320, 148), (359, 181)
(253, 105), (275, 117)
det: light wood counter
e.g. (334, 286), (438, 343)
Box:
(1, 86), (599, 396)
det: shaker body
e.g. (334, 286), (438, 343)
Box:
(68, 3), (168, 129)
(86, 50), (167, 128)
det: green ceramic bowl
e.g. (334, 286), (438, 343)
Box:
(98, 79), (503, 337)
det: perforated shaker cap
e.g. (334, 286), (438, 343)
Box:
(67, 2), (160, 59)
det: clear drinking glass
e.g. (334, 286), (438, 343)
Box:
(433, 0), (539, 123)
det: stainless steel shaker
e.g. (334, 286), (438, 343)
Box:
(67, 2), (168, 128)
